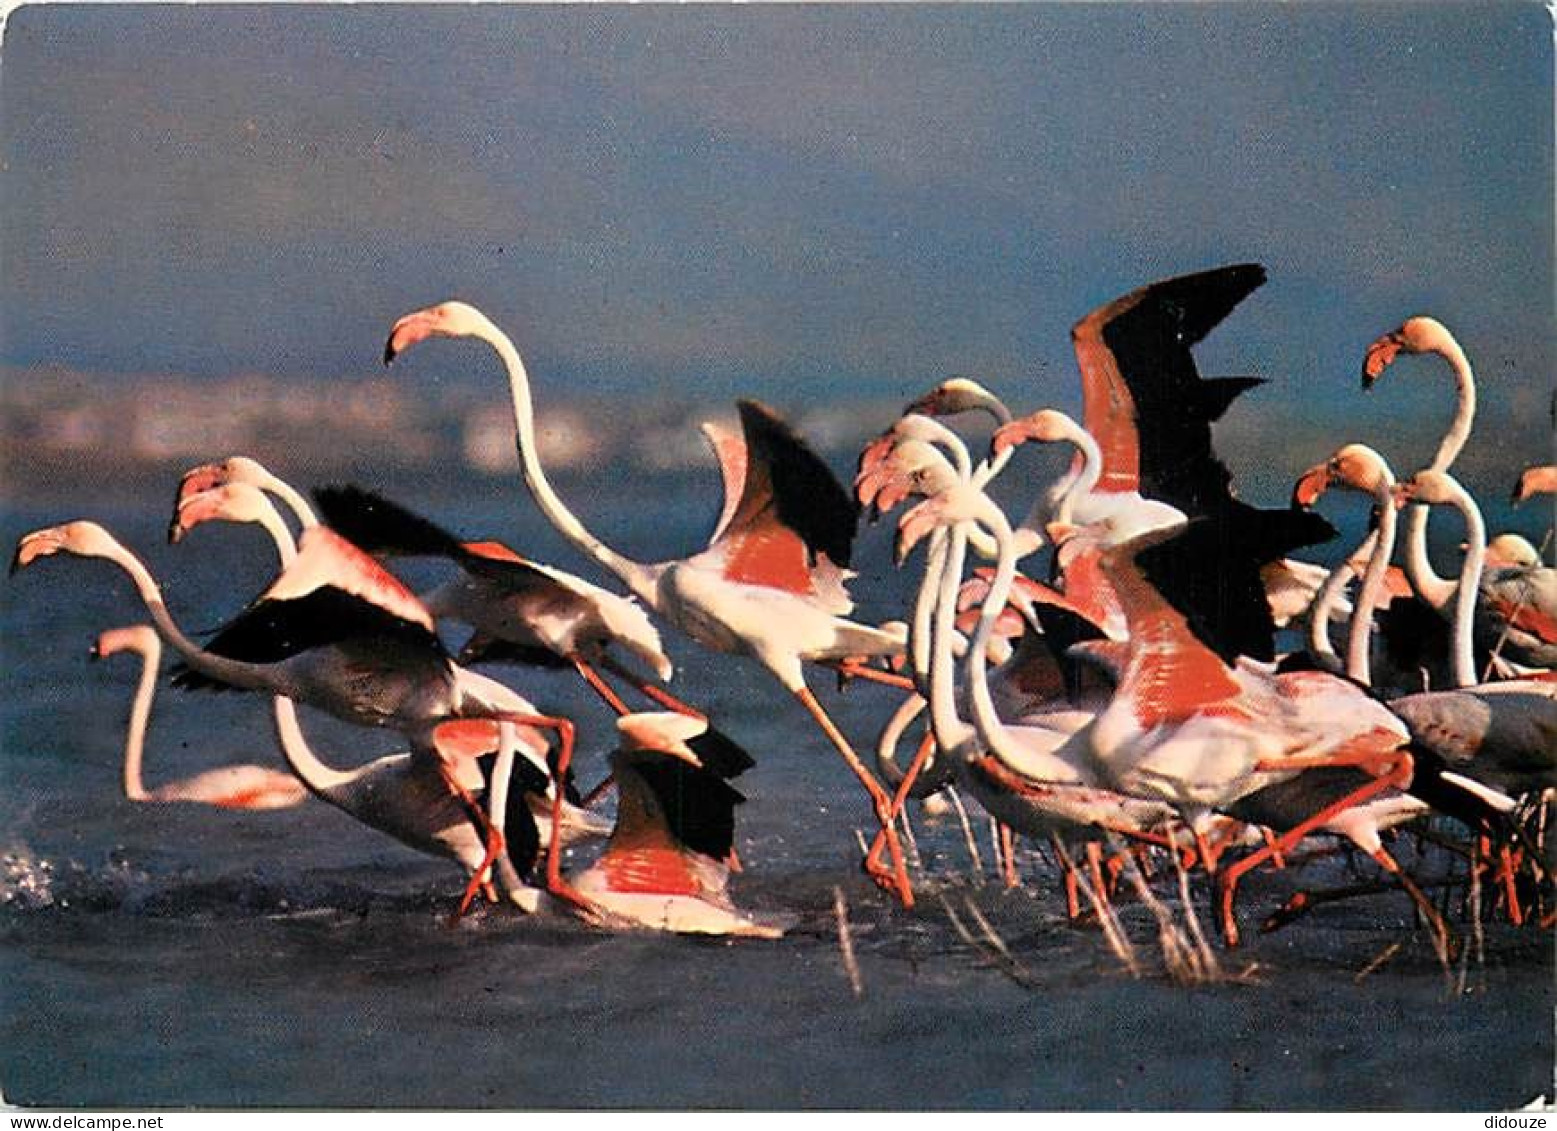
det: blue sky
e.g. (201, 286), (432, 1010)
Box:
(1, 3), (1551, 493)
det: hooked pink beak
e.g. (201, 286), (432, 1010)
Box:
(1291, 464), (1331, 509)
(383, 310), (442, 365)
(1360, 333), (1402, 388)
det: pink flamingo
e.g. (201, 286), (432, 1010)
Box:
(383, 301), (915, 904)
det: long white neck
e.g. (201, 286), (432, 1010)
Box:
(925, 521), (975, 757)
(1307, 548), (1360, 674)
(262, 475), (318, 530)
(97, 539), (273, 695)
(269, 696), (359, 797)
(120, 639), (159, 801)
(962, 502), (1017, 747)
(1440, 479), (1486, 688)
(478, 320), (660, 603)
(1052, 421), (1103, 525)
(910, 528), (950, 687)
(1402, 337), (1477, 611)
(1346, 485), (1399, 685)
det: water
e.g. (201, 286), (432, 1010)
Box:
(1, 476), (1552, 1110)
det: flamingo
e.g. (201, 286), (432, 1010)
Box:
(307, 483), (701, 720)
(383, 300), (915, 904)
(1290, 444), (1404, 686)
(91, 624), (308, 810)
(1360, 315), (1475, 618)
(171, 481), (615, 844)
(570, 712), (787, 937)
(10, 518), (586, 916)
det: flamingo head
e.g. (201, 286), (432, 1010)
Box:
(1294, 443), (1393, 507)
(1484, 533), (1541, 570)
(90, 624), (158, 662)
(11, 521), (121, 575)
(1361, 315), (1454, 387)
(1391, 467), (1463, 509)
(990, 409), (1078, 457)
(615, 711), (711, 768)
(175, 456), (277, 508)
(1512, 465), (1557, 505)
(904, 376), (1007, 421)
(384, 301), (492, 365)
(857, 437), (959, 517)
(170, 482), (281, 544)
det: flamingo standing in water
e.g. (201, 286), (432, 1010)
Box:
(383, 301), (915, 904)
(92, 624), (307, 810)
(10, 517), (587, 916)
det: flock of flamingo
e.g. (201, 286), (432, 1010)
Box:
(11, 262), (1555, 962)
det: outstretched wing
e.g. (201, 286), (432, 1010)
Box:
(709, 400), (859, 594)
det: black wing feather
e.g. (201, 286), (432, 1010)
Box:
(738, 399), (860, 568)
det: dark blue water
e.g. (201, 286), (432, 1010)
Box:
(2, 471), (1552, 1110)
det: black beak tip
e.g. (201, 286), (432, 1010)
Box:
(382, 341), (398, 367)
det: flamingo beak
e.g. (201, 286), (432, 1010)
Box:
(1360, 334), (1402, 388)
(989, 421), (1028, 458)
(1044, 521), (1079, 545)
(10, 530), (60, 575)
(383, 310), (441, 366)
(1291, 465), (1331, 509)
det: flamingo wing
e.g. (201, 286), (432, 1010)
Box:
(699, 419), (749, 546)
(1071, 263), (1268, 501)
(172, 587), (449, 690)
(709, 399), (860, 593)
(314, 484), (569, 597)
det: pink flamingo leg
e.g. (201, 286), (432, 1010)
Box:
(795, 685), (915, 908)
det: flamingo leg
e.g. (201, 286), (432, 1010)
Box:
(1218, 755), (1412, 947)
(482, 711), (597, 919)
(1369, 846), (1455, 961)
(570, 655), (632, 716)
(441, 768), (504, 923)
(1000, 823), (1019, 889)
(826, 659), (917, 692)
(795, 685), (915, 908)
(864, 728), (937, 879)
(599, 655), (706, 717)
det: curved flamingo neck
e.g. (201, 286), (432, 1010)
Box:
(120, 640), (159, 801)
(1402, 336), (1476, 610)
(263, 475), (318, 530)
(95, 539), (268, 694)
(925, 520), (975, 756)
(476, 320), (660, 604)
(960, 498), (1019, 750)
(1306, 551), (1355, 674)
(1346, 476), (1399, 685)
(1439, 478), (1486, 688)
(269, 696), (358, 797)
(1053, 420), (1103, 522)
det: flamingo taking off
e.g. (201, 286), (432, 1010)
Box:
(11, 518), (587, 917)
(383, 300), (916, 905)
(92, 624), (308, 810)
